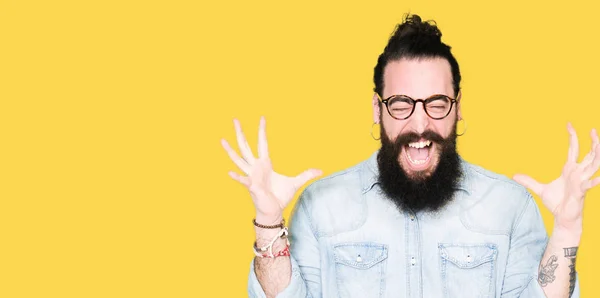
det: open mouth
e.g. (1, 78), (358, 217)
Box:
(404, 140), (432, 168)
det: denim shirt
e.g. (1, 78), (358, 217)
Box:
(248, 151), (580, 297)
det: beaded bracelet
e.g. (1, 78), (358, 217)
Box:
(253, 218), (285, 229)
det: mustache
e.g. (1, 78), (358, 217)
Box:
(393, 130), (445, 147)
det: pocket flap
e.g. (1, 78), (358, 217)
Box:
(334, 242), (388, 269)
(439, 243), (497, 269)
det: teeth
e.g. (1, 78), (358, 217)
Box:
(406, 140), (431, 165)
(408, 140), (431, 149)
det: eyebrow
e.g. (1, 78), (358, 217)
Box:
(385, 94), (452, 100)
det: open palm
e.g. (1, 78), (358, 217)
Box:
(514, 123), (600, 229)
(221, 117), (322, 222)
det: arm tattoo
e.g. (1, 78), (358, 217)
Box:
(564, 247), (578, 297)
(538, 255), (559, 287)
(564, 247), (578, 257)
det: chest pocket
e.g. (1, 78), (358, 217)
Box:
(439, 243), (497, 298)
(334, 242), (388, 298)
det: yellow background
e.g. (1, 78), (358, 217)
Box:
(1, 0), (599, 297)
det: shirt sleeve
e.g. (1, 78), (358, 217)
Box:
(247, 189), (322, 298)
(501, 193), (580, 297)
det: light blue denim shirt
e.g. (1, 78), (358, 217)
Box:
(248, 151), (580, 297)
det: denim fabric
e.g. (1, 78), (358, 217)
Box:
(248, 151), (580, 298)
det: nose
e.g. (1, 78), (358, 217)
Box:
(407, 102), (431, 134)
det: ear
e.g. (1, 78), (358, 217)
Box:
(372, 93), (381, 123)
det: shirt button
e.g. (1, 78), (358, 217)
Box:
(356, 255), (362, 263)
(466, 255), (472, 262)
(411, 257), (416, 265)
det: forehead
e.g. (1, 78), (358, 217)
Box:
(383, 58), (453, 99)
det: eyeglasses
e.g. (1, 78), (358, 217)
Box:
(377, 92), (460, 120)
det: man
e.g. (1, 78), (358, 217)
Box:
(221, 14), (600, 297)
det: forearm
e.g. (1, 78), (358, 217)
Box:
(254, 216), (292, 298)
(538, 222), (581, 298)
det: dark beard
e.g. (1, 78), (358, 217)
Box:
(376, 123), (462, 213)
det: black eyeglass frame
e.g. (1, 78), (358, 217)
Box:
(376, 91), (461, 120)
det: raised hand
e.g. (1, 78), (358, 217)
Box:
(513, 123), (600, 230)
(221, 117), (322, 224)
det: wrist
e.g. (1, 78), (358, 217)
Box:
(551, 220), (582, 247)
(553, 216), (583, 234)
(253, 227), (290, 258)
(255, 213), (283, 226)
(254, 214), (286, 246)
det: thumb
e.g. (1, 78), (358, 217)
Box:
(293, 169), (323, 188)
(513, 174), (544, 196)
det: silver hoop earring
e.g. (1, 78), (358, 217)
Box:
(371, 122), (381, 141)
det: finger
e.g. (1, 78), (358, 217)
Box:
(581, 128), (598, 168)
(233, 119), (256, 164)
(583, 177), (600, 191)
(513, 174), (544, 196)
(228, 171), (251, 188)
(581, 150), (595, 168)
(221, 139), (251, 174)
(584, 134), (600, 178)
(257, 116), (270, 159)
(567, 122), (579, 163)
(592, 177), (600, 189)
(293, 169), (323, 188)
